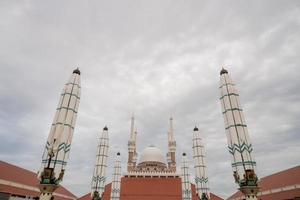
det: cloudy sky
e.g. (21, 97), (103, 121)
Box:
(1, 0), (300, 198)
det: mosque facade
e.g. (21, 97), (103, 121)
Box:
(126, 116), (178, 174)
(85, 115), (219, 200)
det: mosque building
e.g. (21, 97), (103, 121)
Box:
(80, 115), (223, 200)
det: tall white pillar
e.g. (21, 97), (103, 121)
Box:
(127, 114), (137, 171)
(192, 126), (210, 200)
(219, 68), (259, 199)
(110, 152), (122, 200)
(37, 68), (81, 199)
(181, 153), (192, 200)
(91, 126), (109, 200)
(167, 117), (176, 172)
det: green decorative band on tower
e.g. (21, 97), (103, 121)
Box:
(57, 107), (78, 113)
(111, 188), (120, 193)
(228, 143), (253, 155)
(222, 108), (243, 114)
(92, 175), (106, 182)
(219, 93), (239, 100)
(61, 92), (80, 100)
(52, 122), (74, 129)
(58, 143), (71, 152)
(182, 189), (192, 195)
(45, 142), (71, 153)
(231, 161), (256, 167)
(92, 186), (105, 190)
(195, 176), (209, 184)
(42, 159), (67, 166)
(225, 124), (247, 130)
(219, 83), (235, 89)
(65, 82), (81, 88)
(45, 141), (50, 150)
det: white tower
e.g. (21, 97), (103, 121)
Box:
(37, 68), (81, 200)
(127, 114), (137, 171)
(110, 152), (122, 200)
(167, 117), (176, 172)
(181, 153), (192, 200)
(91, 126), (110, 200)
(192, 126), (210, 200)
(219, 68), (259, 200)
(132, 129), (138, 165)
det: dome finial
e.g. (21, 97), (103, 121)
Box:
(220, 67), (228, 75)
(73, 67), (81, 75)
(103, 126), (108, 131)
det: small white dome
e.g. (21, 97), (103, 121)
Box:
(139, 145), (166, 164)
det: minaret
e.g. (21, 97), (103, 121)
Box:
(192, 126), (210, 200)
(181, 153), (192, 200)
(167, 117), (176, 172)
(91, 126), (109, 200)
(37, 68), (81, 200)
(219, 68), (259, 200)
(110, 152), (122, 200)
(132, 129), (138, 165)
(127, 114), (137, 171)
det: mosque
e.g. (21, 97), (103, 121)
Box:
(1, 68), (300, 200)
(78, 115), (223, 200)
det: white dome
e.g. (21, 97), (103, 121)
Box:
(138, 145), (166, 164)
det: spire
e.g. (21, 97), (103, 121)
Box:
(219, 69), (259, 199)
(193, 126), (210, 200)
(134, 128), (137, 143)
(91, 127), (109, 199)
(132, 129), (138, 164)
(167, 116), (176, 172)
(110, 152), (121, 200)
(129, 113), (135, 141)
(127, 114), (137, 172)
(168, 117), (174, 142)
(181, 153), (192, 200)
(37, 69), (81, 200)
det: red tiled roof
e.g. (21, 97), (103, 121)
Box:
(260, 189), (300, 200)
(0, 160), (76, 199)
(210, 193), (224, 200)
(259, 165), (300, 190)
(227, 165), (300, 200)
(227, 191), (243, 199)
(78, 193), (90, 200)
(79, 177), (223, 200)
(0, 184), (39, 197)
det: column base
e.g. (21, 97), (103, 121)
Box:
(38, 183), (58, 200)
(39, 193), (53, 200)
(239, 186), (259, 200)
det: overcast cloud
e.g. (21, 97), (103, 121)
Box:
(1, 0), (300, 199)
